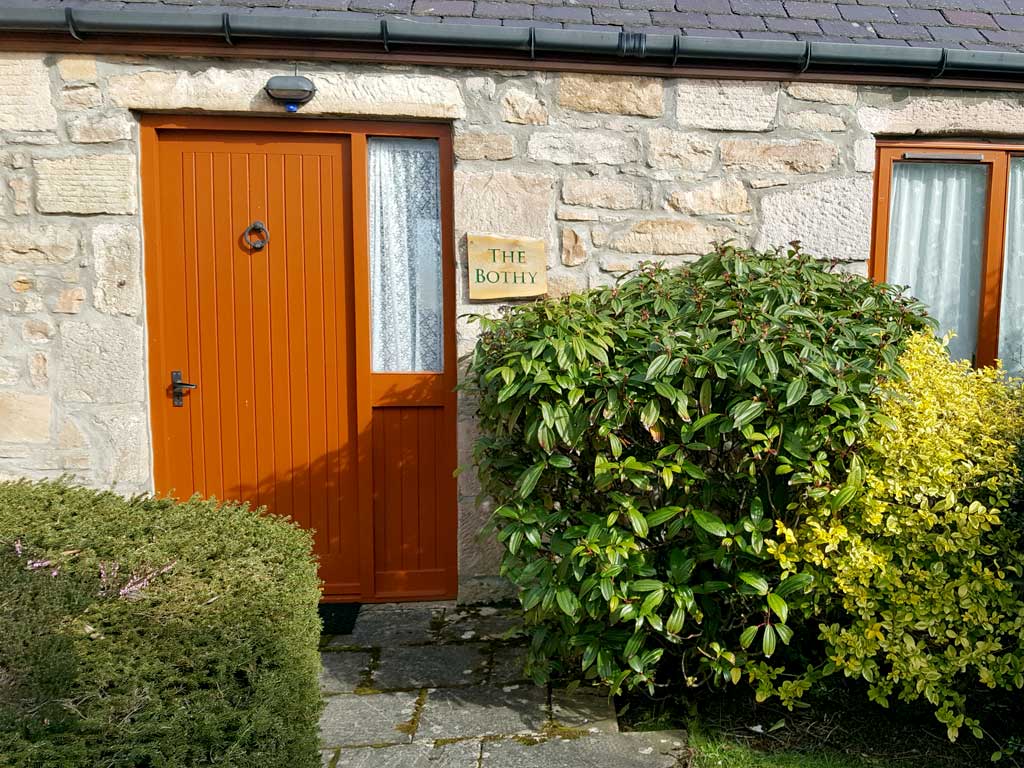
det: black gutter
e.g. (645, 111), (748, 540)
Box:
(2, 6), (1023, 82)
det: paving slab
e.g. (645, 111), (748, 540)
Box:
(480, 730), (688, 768)
(321, 651), (372, 694)
(375, 644), (488, 690)
(320, 691), (421, 747)
(334, 740), (481, 767)
(437, 606), (523, 643)
(417, 684), (549, 740)
(340, 607), (439, 647)
(550, 686), (618, 733)
(488, 646), (529, 685)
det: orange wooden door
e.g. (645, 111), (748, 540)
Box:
(142, 118), (458, 602)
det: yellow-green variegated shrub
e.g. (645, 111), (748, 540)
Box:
(774, 333), (1024, 741)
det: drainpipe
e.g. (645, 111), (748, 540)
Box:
(1, 7), (1023, 82)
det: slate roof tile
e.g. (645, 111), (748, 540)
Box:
(17, 0), (1024, 53)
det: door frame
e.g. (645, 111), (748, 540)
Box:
(140, 114), (458, 602)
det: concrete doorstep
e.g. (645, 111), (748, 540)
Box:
(318, 603), (687, 768)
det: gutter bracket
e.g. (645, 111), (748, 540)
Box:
(222, 13), (235, 46)
(798, 41), (812, 74)
(933, 47), (948, 79)
(528, 27), (536, 60)
(381, 19), (390, 52)
(65, 8), (83, 41)
(671, 35), (681, 67)
(618, 31), (646, 58)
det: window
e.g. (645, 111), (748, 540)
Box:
(368, 137), (444, 373)
(873, 142), (1024, 374)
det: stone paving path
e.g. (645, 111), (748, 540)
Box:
(319, 602), (687, 767)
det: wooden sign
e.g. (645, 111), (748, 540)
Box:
(467, 234), (547, 300)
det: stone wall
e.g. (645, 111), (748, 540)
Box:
(1, 50), (1021, 597)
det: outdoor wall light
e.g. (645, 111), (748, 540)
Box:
(264, 75), (316, 113)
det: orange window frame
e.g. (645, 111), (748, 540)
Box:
(870, 139), (1021, 368)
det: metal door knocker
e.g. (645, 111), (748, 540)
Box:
(243, 220), (270, 251)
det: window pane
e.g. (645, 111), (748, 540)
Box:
(369, 138), (443, 373)
(887, 161), (988, 364)
(1000, 158), (1024, 376)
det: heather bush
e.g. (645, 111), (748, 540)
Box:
(466, 244), (930, 696)
(0, 480), (322, 768)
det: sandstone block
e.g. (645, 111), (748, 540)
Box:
(23, 319), (53, 344)
(561, 228), (588, 266)
(669, 177), (750, 215)
(92, 223), (143, 316)
(720, 139), (838, 174)
(54, 287), (85, 315)
(527, 132), (640, 165)
(29, 352), (47, 388)
(562, 177), (643, 210)
(60, 321), (145, 403)
(857, 96), (1024, 135)
(454, 171), (554, 240)
(646, 128), (714, 172)
(0, 359), (19, 387)
(61, 85), (102, 110)
(501, 88), (548, 125)
(35, 155), (138, 215)
(454, 132), (516, 161)
(610, 219), (736, 255)
(546, 271), (587, 298)
(755, 175), (873, 263)
(558, 74), (663, 117)
(58, 420), (87, 449)
(9, 176), (30, 215)
(785, 83), (857, 106)
(783, 110), (846, 132)
(67, 113), (134, 144)
(109, 69), (465, 118)
(11, 278), (32, 293)
(0, 55), (57, 131)
(57, 57), (98, 84)
(92, 408), (148, 486)
(676, 80), (778, 131)
(0, 392), (50, 443)
(854, 138), (875, 173)
(0, 226), (77, 265)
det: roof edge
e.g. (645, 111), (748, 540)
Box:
(2, 7), (1023, 87)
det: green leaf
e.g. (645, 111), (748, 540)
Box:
(646, 354), (671, 381)
(517, 462), (545, 499)
(549, 454), (572, 469)
(739, 625), (759, 649)
(775, 623), (794, 645)
(775, 573), (813, 598)
(699, 379), (712, 414)
(692, 509), (728, 537)
(785, 378), (807, 408)
(762, 623), (777, 657)
(640, 399), (660, 429)
(646, 506), (682, 527)
(730, 399), (765, 430)
(767, 592), (788, 623)
(739, 571), (770, 595)
(750, 496), (764, 524)
(556, 587), (580, 618)
(627, 507), (649, 537)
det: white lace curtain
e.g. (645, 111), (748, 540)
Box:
(1000, 159), (1024, 375)
(886, 161), (988, 364)
(369, 138), (443, 373)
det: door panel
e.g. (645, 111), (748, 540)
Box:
(148, 131), (360, 598)
(143, 118), (458, 602)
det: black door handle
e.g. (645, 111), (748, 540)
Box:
(170, 370), (197, 407)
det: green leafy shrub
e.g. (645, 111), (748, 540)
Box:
(776, 334), (1024, 741)
(466, 244), (930, 695)
(0, 480), (322, 768)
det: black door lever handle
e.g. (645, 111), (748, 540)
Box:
(170, 370), (197, 407)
